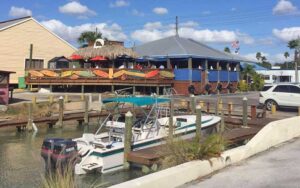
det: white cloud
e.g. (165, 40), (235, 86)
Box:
(272, 0), (299, 15)
(132, 9), (145, 17)
(41, 19), (127, 44)
(110, 0), (129, 8)
(59, 1), (96, 18)
(131, 21), (254, 44)
(273, 27), (300, 42)
(243, 52), (292, 63)
(153, 7), (168, 15)
(9, 6), (32, 17)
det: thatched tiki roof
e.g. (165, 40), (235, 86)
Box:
(73, 45), (138, 60)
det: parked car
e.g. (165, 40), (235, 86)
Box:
(259, 83), (300, 110)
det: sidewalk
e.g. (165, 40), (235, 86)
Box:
(185, 138), (300, 188)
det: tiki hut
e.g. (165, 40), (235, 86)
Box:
(73, 45), (138, 60)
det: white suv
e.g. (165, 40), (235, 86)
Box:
(259, 83), (300, 110)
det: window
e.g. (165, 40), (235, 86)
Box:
(273, 85), (289, 92)
(289, 86), (300, 94)
(262, 86), (272, 91)
(25, 58), (44, 69)
(263, 75), (270, 80)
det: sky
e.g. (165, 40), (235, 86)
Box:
(1, 0), (300, 63)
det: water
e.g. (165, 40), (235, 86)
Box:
(0, 122), (142, 188)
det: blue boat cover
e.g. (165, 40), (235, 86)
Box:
(102, 96), (170, 106)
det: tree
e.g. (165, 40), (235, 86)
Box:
(284, 51), (290, 60)
(78, 31), (103, 47)
(260, 56), (272, 69)
(288, 38), (300, 82)
(224, 47), (231, 53)
(256, 52), (262, 61)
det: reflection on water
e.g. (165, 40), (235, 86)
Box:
(0, 123), (142, 188)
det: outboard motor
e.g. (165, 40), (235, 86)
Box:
(41, 138), (65, 170)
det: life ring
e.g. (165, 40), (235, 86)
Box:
(121, 74), (127, 80)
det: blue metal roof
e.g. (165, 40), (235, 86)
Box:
(102, 96), (170, 106)
(241, 62), (268, 70)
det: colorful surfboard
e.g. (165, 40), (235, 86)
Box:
(160, 70), (175, 78)
(61, 71), (73, 77)
(74, 71), (95, 77)
(145, 70), (159, 78)
(125, 70), (145, 78)
(113, 70), (125, 78)
(93, 70), (109, 78)
(70, 74), (79, 80)
(109, 68), (113, 79)
(28, 70), (44, 77)
(40, 70), (58, 77)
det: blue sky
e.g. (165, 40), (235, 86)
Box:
(1, 0), (300, 63)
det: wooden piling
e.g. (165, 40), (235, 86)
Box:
(169, 98), (174, 139)
(56, 96), (64, 128)
(220, 109), (225, 133)
(27, 103), (33, 131)
(271, 104), (276, 114)
(228, 102), (233, 117)
(199, 101), (205, 108)
(190, 95), (196, 114)
(49, 95), (54, 103)
(242, 97), (248, 127)
(207, 102), (210, 113)
(251, 105), (257, 119)
(81, 93), (84, 101)
(215, 97), (220, 115)
(124, 111), (133, 169)
(84, 95), (89, 126)
(32, 96), (36, 106)
(196, 105), (202, 138)
(64, 94), (69, 103)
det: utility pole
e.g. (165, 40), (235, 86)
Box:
(175, 16), (179, 37)
(295, 36), (300, 83)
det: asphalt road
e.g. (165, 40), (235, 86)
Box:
(185, 138), (300, 188)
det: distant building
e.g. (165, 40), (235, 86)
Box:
(0, 16), (76, 85)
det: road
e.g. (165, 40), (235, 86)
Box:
(185, 138), (300, 188)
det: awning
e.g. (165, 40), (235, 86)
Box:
(102, 96), (170, 106)
(90, 56), (107, 61)
(69, 54), (83, 60)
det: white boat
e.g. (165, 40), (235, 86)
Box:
(74, 96), (220, 175)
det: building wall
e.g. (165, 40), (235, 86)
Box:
(257, 70), (300, 84)
(0, 19), (76, 84)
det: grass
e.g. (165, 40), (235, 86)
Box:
(41, 165), (76, 188)
(160, 134), (226, 169)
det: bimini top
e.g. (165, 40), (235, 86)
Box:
(102, 96), (170, 106)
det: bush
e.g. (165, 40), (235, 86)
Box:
(237, 80), (248, 92)
(160, 134), (226, 169)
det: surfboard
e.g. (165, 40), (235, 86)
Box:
(74, 71), (95, 77)
(160, 70), (175, 78)
(61, 71), (73, 77)
(28, 70), (44, 77)
(109, 68), (113, 79)
(125, 70), (145, 78)
(70, 74), (79, 80)
(113, 70), (125, 78)
(145, 70), (159, 78)
(40, 70), (58, 77)
(93, 70), (109, 78)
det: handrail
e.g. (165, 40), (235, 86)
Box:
(95, 113), (112, 135)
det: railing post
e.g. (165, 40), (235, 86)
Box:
(228, 102), (233, 117)
(251, 105), (257, 119)
(124, 111), (133, 169)
(84, 95), (89, 126)
(200, 101), (205, 109)
(169, 98), (174, 140)
(243, 97), (248, 127)
(196, 105), (202, 138)
(56, 96), (64, 128)
(27, 103), (33, 131)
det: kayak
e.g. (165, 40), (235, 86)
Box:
(145, 70), (159, 78)
(28, 70), (44, 77)
(61, 71), (73, 77)
(93, 70), (109, 78)
(125, 70), (145, 78)
(113, 70), (125, 78)
(74, 71), (95, 77)
(40, 70), (58, 77)
(160, 71), (175, 78)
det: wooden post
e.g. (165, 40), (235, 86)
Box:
(111, 85), (115, 93)
(156, 86), (159, 95)
(99, 94), (103, 110)
(243, 97), (248, 127)
(29, 44), (33, 67)
(89, 93), (92, 104)
(217, 61), (220, 86)
(207, 102), (210, 113)
(188, 57), (193, 84)
(81, 93), (84, 101)
(49, 95), (54, 103)
(220, 108), (225, 133)
(169, 98), (174, 139)
(84, 95), (89, 126)
(298, 107), (300, 116)
(190, 95), (196, 114)
(167, 58), (171, 69)
(228, 102), (233, 117)
(32, 96), (36, 106)
(196, 105), (202, 138)
(64, 94), (69, 103)
(271, 104), (276, 114)
(56, 96), (64, 128)
(133, 86), (136, 95)
(205, 59), (209, 84)
(215, 97), (220, 115)
(199, 101), (205, 108)
(27, 103), (33, 131)
(49, 85), (53, 92)
(251, 105), (257, 119)
(218, 99), (223, 113)
(124, 111), (133, 168)
(81, 85), (84, 93)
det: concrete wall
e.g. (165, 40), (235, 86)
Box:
(111, 116), (300, 188)
(0, 18), (76, 84)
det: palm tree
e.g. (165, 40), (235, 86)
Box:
(78, 31), (103, 47)
(256, 52), (262, 61)
(288, 38), (300, 82)
(284, 51), (290, 60)
(224, 47), (231, 53)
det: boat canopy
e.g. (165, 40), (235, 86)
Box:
(102, 96), (170, 106)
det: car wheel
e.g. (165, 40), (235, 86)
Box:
(265, 99), (277, 111)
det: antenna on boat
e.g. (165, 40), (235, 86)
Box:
(175, 16), (179, 37)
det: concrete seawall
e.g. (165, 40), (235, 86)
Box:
(110, 116), (300, 188)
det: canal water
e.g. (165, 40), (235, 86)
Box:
(0, 122), (142, 188)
